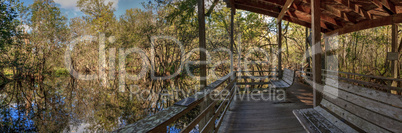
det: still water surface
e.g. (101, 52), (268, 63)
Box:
(0, 76), (201, 132)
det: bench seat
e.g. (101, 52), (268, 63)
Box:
(271, 80), (291, 88)
(270, 69), (295, 89)
(293, 106), (358, 133)
(294, 78), (402, 133)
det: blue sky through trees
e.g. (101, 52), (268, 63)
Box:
(20, 0), (148, 19)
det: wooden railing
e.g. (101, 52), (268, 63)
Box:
(236, 70), (278, 89)
(299, 68), (401, 93)
(322, 69), (401, 93)
(116, 72), (237, 133)
(236, 70), (278, 79)
(299, 68), (313, 80)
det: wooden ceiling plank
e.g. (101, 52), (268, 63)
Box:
(278, 0), (296, 22)
(296, 0), (357, 24)
(380, 0), (397, 14)
(330, 0), (374, 20)
(324, 7), (358, 25)
(285, 10), (341, 29)
(261, 0), (350, 26)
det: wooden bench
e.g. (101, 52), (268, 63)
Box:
(270, 69), (295, 89)
(293, 78), (402, 133)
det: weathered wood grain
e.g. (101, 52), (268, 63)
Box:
(322, 85), (402, 121)
(294, 77), (401, 133)
(325, 78), (402, 108)
(321, 99), (391, 133)
(219, 82), (313, 133)
(314, 106), (358, 133)
(295, 108), (344, 132)
(323, 89), (402, 132)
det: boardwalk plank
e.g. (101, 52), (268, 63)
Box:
(218, 82), (313, 133)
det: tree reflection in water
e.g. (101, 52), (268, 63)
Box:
(0, 76), (200, 132)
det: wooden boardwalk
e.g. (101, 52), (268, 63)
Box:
(218, 82), (313, 133)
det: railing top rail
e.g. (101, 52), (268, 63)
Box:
(115, 72), (235, 133)
(236, 70), (278, 73)
(301, 70), (401, 92)
(323, 69), (402, 81)
(300, 69), (401, 81)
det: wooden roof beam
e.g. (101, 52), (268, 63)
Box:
(371, 0), (397, 14)
(234, 3), (332, 31)
(262, 0), (310, 12)
(322, 4), (358, 24)
(236, 0), (339, 29)
(235, 4), (329, 32)
(278, 0), (296, 22)
(260, 0), (350, 26)
(295, 0), (357, 24)
(326, 13), (402, 36)
(224, 0), (236, 9)
(285, 9), (341, 29)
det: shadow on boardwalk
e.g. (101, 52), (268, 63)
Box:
(218, 81), (313, 133)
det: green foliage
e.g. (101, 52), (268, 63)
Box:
(0, 0), (19, 49)
(53, 68), (69, 76)
(29, 0), (69, 75)
(115, 8), (155, 48)
(30, 0), (68, 41)
(77, 0), (116, 34)
(165, 0), (197, 25)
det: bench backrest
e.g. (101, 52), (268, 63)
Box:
(282, 69), (295, 85)
(321, 78), (402, 133)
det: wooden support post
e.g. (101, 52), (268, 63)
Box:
(311, 0), (322, 107)
(399, 31), (402, 88)
(198, 0), (207, 87)
(198, 0), (209, 130)
(305, 27), (311, 77)
(230, 7), (235, 81)
(238, 34), (242, 82)
(278, 20), (283, 78)
(391, 22), (398, 87)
